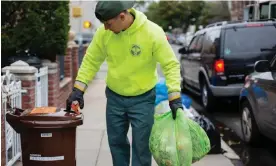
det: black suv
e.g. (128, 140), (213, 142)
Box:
(178, 20), (276, 111)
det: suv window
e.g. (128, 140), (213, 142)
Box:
(224, 25), (276, 56)
(188, 34), (204, 53)
(271, 4), (276, 18)
(188, 36), (199, 52)
(196, 35), (204, 52)
(202, 29), (221, 54)
(260, 3), (269, 19)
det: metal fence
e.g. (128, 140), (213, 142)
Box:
(78, 45), (85, 66)
(1, 70), (22, 166)
(35, 66), (48, 107)
(57, 55), (65, 81)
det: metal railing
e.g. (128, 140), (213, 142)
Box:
(35, 66), (48, 107)
(1, 70), (22, 166)
(57, 55), (65, 81)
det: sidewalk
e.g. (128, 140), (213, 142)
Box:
(76, 79), (237, 166)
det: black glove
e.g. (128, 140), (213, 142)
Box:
(169, 98), (183, 120)
(66, 87), (84, 111)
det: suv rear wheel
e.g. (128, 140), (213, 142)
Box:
(201, 80), (215, 111)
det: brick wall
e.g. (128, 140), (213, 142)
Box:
(42, 61), (60, 107)
(55, 46), (75, 108)
(58, 78), (73, 108)
(72, 46), (79, 83)
(64, 47), (73, 78)
(230, 0), (255, 21)
(21, 80), (36, 109)
(49, 72), (60, 107)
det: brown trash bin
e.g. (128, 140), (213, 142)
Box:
(6, 107), (83, 166)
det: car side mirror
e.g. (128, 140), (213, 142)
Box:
(178, 47), (187, 54)
(254, 60), (270, 72)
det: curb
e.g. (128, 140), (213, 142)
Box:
(221, 139), (240, 160)
(189, 106), (240, 160)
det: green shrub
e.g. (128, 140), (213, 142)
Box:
(1, 1), (70, 62)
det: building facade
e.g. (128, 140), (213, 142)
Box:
(228, 0), (256, 21)
(69, 1), (101, 34)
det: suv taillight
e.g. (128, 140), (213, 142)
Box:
(214, 59), (224, 73)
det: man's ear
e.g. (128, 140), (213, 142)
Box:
(119, 12), (126, 21)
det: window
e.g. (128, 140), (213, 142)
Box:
(260, 4), (269, 19)
(196, 35), (204, 52)
(248, 6), (255, 19)
(224, 25), (276, 56)
(202, 29), (221, 54)
(271, 4), (276, 18)
(187, 34), (205, 53)
(188, 36), (199, 52)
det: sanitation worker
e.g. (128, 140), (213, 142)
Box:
(66, 1), (183, 166)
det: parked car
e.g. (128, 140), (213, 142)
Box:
(184, 33), (193, 47)
(175, 34), (186, 45)
(178, 20), (276, 111)
(166, 32), (176, 44)
(239, 54), (276, 144)
(74, 32), (93, 46)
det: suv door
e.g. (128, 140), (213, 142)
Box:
(181, 35), (200, 86)
(188, 34), (204, 89)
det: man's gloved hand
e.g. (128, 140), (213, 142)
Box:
(169, 97), (183, 120)
(66, 87), (84, 111)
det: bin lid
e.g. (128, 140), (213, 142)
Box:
(19, 107), (83, 121)
(6, 107), (83, 132)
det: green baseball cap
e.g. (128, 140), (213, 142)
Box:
(95, 1), (135, 22)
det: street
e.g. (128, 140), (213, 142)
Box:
(170, 44), (276, 166)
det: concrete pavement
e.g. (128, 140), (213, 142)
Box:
(76, 79), (236, 166)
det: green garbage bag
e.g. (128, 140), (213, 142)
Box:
(149, 109), (193, 166)
(186, 118), (211, 163)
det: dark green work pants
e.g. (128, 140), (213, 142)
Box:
(105, 87), (155, 166)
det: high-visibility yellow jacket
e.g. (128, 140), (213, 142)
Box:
(75, 8), (181, 99)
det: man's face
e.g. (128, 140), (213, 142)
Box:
(102, 13), (125, 34)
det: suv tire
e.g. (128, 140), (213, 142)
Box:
(201, 79), (215, 112)
(240, 100), (261, 144)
